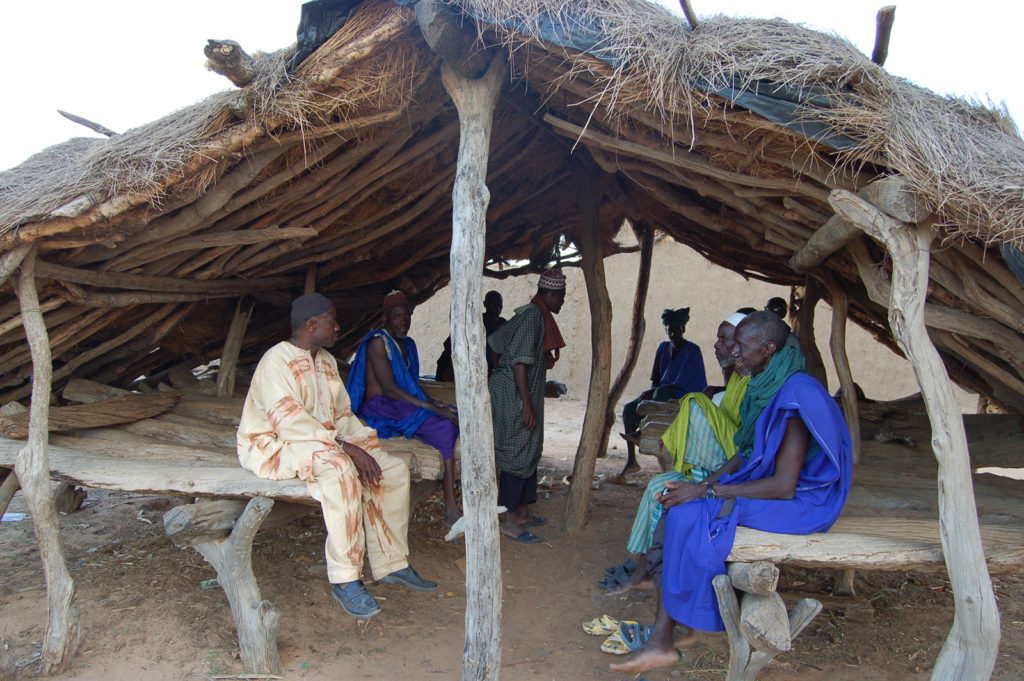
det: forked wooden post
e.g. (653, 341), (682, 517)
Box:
(440, 54), (505, 681)
(566, 160), (613, 533)
(830, 189), (1000, 681)
(13, 247), (81, 673)
(187, 497), (281, 673)
(605, 222), (653, 444)
(713, 563), (822, 681)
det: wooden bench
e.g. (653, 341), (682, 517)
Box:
(0, 382), (458, 673)
(717, 516), (1024, 681)
(630, 398), (1024, 680)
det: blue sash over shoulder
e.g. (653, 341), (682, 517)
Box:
(347, 330), (431, 439)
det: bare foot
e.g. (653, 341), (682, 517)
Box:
(606, 568), (654, 596)
(609, 646), (681, 674)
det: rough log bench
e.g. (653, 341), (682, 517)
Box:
(0, 385), (458, 674)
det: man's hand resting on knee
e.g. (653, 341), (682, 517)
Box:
(340, 441), (382, 488)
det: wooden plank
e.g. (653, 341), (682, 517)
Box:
(0, 393), (179, 439)
(0, 438), (314, 503)
(730, 518), (1024, 575)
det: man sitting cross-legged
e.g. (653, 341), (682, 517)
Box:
(610, 311), (852, 674)
(347, 290), (461, 524)
(606, 311), (753, 595)
(237, 293), (437, 620)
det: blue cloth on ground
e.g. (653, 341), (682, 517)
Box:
(660, 373), (852, 632)
(347, 330), (431, 439)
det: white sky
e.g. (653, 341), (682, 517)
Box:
(1, 0), (1020, 171)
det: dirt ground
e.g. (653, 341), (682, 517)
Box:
(1, 397), (1023, 681)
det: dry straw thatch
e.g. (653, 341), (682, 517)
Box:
(459, 0), (1024, 245)
(1, 0), (1022, 243)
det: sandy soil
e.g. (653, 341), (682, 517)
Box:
(2, 398), (1022, 681)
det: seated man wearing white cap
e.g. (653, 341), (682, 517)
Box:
(604, 311), (752, 595)
(237, 293), (437, 620)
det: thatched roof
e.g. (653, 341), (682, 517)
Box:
(1, 0), (1023, 412)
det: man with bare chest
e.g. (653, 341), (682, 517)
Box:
(347, 291), (460, 523)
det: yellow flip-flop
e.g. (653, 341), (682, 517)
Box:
(600, 630), (632, 655)
(582, 614), (626, 636)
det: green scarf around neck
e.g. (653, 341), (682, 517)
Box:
(732, 342), (806, 455)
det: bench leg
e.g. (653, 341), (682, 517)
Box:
(713, 574), (823, 681)
(191, 497), (281, 674)
(833, 568), (856, 597)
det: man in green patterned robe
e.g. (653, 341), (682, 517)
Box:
(487, 268), (567, 544)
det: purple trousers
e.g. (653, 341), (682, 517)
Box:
(361, 395), (458, 460)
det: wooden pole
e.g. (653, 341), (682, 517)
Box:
(825, 276), (860, 597)
(825, 279), (861, 463)
(606, 222), (654, 421)
(794, 278), (828, 386)
(871, 6), (897, 66)
(679, 0), (700, 29)
(0, 245), (32, 287)
(217, 298), (254, 398)
(830, 189), (1000, 681)
(566, 159), (613, 533)
(440, 54), (505, 681)
(13, 247), (80, 673)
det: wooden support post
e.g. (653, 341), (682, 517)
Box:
(825, 279), (861, 464)
(830, 189), (1000, 681)
(217, 298), (254, 398)
(440, 53), (506, 681)
(825, 278), (860, 596)
(605, 222), (654, 447)
(13, 247), (80, 673)
(794, 278), (828, 386)
(566, 159), (613, 533)
(187, 497), (280, 673)
(834, 568), (857, 598)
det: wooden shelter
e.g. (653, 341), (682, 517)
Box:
(1, 1), (1022, 679)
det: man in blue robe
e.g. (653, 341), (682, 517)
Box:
(618, 307), (707, 476)
(348, 290), (460, 524)
(611, 311), (852, 674)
